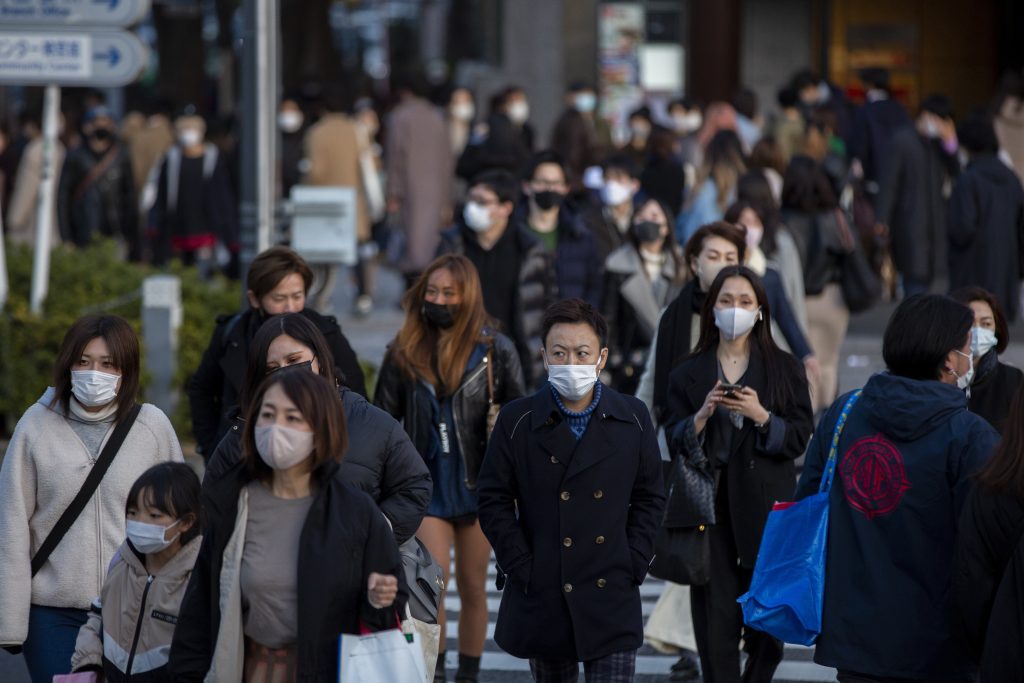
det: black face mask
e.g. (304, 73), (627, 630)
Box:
(632, 220), (663, 243)
(422, 301), (456, 329)
(532, 190), (564, 211)
(268, 359), (315, 376)
(91, 128), (113, 142)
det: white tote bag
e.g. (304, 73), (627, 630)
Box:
(338, 628), (427, 682)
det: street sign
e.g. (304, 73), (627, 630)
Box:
(0, 29), (149, 87)
(0, 0), (150, 28)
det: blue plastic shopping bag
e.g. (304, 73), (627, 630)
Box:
(737, 390), (861, 646)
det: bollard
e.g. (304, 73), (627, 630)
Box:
(142, 275), (182, 417)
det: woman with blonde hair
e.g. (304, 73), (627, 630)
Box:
(677, 130), (747, 243)
(375, 254), (526, 683)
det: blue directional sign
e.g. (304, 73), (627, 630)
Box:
(0, 0), (150, 27)
(0, 30), (149, 86)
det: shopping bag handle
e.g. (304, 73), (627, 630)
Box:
(819, 389), (862, 493)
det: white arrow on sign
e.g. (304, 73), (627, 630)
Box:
(0, 0), (151, 28)
(0, 29), (149, 87)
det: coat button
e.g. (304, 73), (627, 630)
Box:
(563, 537), (573, 548)
(593, 490), (604, 499)
(560, 491), (571, 501)
(595, 536), (605, 544)
(563, 583), (573, 593)
(545, 417), (555, 426)
(596, 578), (607, 588)
(601, 412), (608, 419)
(748, 460), (755, 469)
(550, 455), (558, 464)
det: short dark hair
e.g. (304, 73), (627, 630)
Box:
(683, 221), (747, 277)
(601, 152), (639, 179)
(777, 86), (799, 109)
(732, 87), (758, 119)
(126, 462), (203, 545)
(242, 313), (339, 415)
(781, 155), (838, 212)
(242, 370), (348, 485)
(860, 67), (891, 92)
(920, 94), (954, 121)
(470, 169), (519, 205)
(51, 315), (141, 424)
(523, 149), (569, 184)
(958, 109), (1000, 155)
(541, 298), (609, 348)
(950, 286), (1010, 354)
(883, 294), (973, 381)
(791, 69), (819, 92)
(247, 246), (314, 300)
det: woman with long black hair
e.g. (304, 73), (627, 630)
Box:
(665, 265), (813, 682)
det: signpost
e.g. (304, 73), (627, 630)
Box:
(0, 0), (150, 313)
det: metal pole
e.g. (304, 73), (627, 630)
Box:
(0, 187), (7, 310)
(238, 0), (278, 291)
(30, 84), (60, 315)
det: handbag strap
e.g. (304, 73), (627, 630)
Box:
(31, 403), (142, 577)
(485, 347), (495, 407)
(819, 390), (861, 493)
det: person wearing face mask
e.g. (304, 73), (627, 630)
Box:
(585, 153), (642, 262)
(149, 110), (238, 275)
(667, 97), (704, 171)
(438, 170), (556, 389)
(665, 266), (813, 683)
(476, 298), (664, 681)
(551, 82), (613, 196)
(874, 95), (960, 297)
(70, 463), (201, 681)
(623, 106), (653, 169)
(0, 315), (183, 682)
(202, 312), (431, 545)
(950, 287), (1023, 434)
(602, 198), (686, 395)
(794, 294), (998, 683)
(512, 150), (603, 309)
(447, 87), (477, 158)
(170, 370), (405, 681)
(375, 255), (525, 683)
(457, 86), (536, 183)
(188, 246), (366, 460)
(277, 97), (306, 197)
(57, 106), (139, 258)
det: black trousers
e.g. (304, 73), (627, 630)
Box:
(690, 472), (783, 683)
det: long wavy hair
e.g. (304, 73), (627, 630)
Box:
(691, 265), (805, 413)
(389, 254), (495, 397)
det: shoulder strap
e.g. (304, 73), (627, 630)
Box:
(819, 390), (861, 494)
(72, 144), (122, 203)
(486, 346), (495, 406)
(31, 403), (143, 577)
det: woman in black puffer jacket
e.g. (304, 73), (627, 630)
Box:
(202, 313), (432, 545)
(375, 254), (525, 683)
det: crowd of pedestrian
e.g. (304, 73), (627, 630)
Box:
(1, 63), (1024, 683)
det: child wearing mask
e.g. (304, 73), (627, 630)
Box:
(70, 462), (202, 681)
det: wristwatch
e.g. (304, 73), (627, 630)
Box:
(755, 412), (772, 433)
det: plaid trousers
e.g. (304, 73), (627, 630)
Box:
(529, 649), (637, 682)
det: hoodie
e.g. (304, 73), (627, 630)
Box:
(0, 389), (183, 646)
(947, 154), (1024, 322)
(795, 373), (998, 680)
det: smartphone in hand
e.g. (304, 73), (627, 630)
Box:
(719, 383), (744, 398)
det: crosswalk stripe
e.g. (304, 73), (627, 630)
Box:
(438, 557), (838, 681)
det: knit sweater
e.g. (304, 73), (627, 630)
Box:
(0, 388), (184, 646)
(552, 382), (603, 440)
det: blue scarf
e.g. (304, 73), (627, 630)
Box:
(551, 382), (603, 441)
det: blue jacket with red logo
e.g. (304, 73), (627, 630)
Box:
(795, 372), (998, 680)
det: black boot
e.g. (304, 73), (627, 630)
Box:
(455, 653), (480, 683)
(434, 651), (447, 683)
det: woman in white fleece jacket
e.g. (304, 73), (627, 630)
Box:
(0, 315), (183, 683)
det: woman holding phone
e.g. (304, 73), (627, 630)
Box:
(664, 265), (813, 682)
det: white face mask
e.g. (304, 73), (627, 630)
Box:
(126, 519), (181, 554)
(600, 180), (634, 207)
(278, 111), (303, 133)
(451, 102), (475, 122)
(71, 369), (120, 407)
(971, 327), (998, 359)
(545, 356), (602, 402)
(673, 112), (702, 134)
(463, 201), (493, 232)
(178, 128), (203, 148)
(745, 225), (764, 251)
(255, 424), (315, 470)
(696, 260), (729, 292)
(714, 306), (761, 341)
(952, 350), (975, 391)
(507, 101), (529, 125)
(574, 93), (597, 113)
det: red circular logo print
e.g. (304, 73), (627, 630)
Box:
(838, 433), (912, 520)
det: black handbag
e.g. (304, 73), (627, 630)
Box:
(399, 536), (445, 624)
(834, 209), (882, 313)
(649, 444), (717, 586)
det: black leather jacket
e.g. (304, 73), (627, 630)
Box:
(374, 331), (526, 489)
